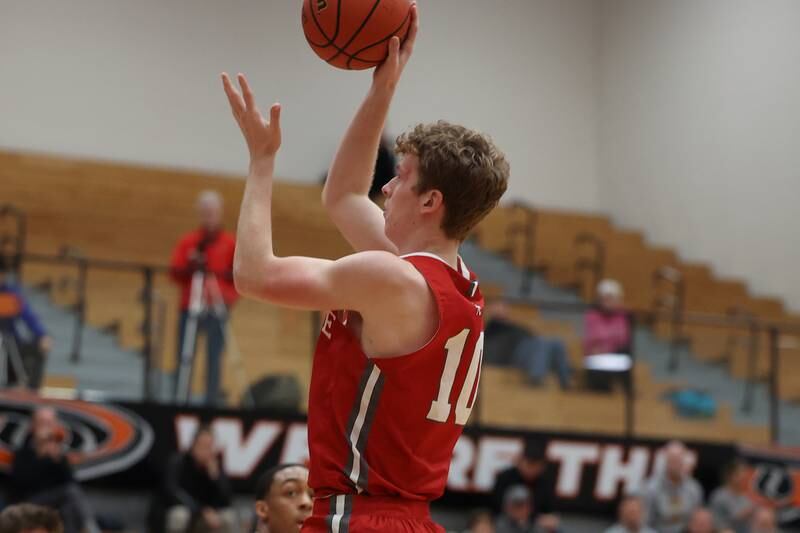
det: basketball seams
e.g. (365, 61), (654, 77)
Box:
(306, 0), (342, 47)
(345, 6), (412, 68)
(323, 0), (384, 65)
(303, 0), (411, 70)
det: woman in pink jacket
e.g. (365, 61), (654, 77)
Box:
(583, 279), (632, 356)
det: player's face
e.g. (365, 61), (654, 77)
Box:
(381, 154), (423, 246)
(255, 466), (313, 533)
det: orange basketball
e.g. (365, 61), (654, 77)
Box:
(302, 0), (413, 70)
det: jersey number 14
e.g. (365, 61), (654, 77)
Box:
(426, 329), (484, 426)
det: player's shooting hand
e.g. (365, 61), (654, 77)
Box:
(222, 73), (281, 163)
(372, 2), (418, 91)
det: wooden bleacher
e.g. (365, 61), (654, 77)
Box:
(0, 149), (788, 443)
(476, 203), (800, 407)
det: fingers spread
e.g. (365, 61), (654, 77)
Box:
(238, 73), (256, 111)
(269, 103), (282, 130)
(221, 73), (246, 117)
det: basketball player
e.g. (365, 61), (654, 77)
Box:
(222, 4), (509, 531)
(254, 464), (313, 533)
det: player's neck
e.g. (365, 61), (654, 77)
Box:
(398, 239), (460, 270)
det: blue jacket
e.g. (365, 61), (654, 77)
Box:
(0, 281), (47, 342)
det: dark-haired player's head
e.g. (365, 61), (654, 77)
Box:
(0, 504), (63, 533)
(254, 463), (312, 533)
(381, 121), (509, 250)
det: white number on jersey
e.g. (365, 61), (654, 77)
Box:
(426, 329), (484, 425)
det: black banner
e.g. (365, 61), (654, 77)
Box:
(1, 389), (796, 524)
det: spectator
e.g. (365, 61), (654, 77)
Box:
(710, 460), (756, 533)
(0, 255), (51, 389)
(643, 441), (704, 533)
(164, 424), (236, 533)
(604, 494), (657, 533)
(464, 509), (495, 533)
(494, 485), (539, 533)
(685, 508), (721, 533)
(484, 301), (571, 389)
(492, 440), (560, 531)
(583, 279), (632, 391)
(0, 503), (62, 533)
(8, 407), (100, 533)
(583, 279), (631, 356)
(169, 190), (238, 405)
(368, 133), (397, 201)
(750, 507), (779, 533)
(253, 463), (312, 533)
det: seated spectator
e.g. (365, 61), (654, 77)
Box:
(583, 279), (631, 355)
(604, 494), (657, 533)
(253, 463), (312, 533)
(643, 441), (704, 533)
(0, 503), (63, 533)
(484, 301), (571, 389)
(685, 508), (727, 533)
(583, 279), (632, 391)
(492, 440), (560, 532)
(464, 509), (495, 533)
(8, 408), (100, 533)
(0, 256), (51, 389)
(750, 507), (779, 533)
(164, 424), (236, 533)
(494, 485), (538, 533)
(710, 460), (755, 533)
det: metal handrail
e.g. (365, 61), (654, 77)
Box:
(574, 232), (605, 300)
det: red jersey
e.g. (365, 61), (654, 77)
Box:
(307, 253), (485, 501)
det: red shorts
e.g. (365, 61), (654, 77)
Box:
(301, 494), (445, 533)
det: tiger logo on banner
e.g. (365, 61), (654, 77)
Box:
(741, 444), (800, 526)
(0, 389), (153, 480)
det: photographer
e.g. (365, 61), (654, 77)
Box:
(0, 255), (51, 389)
(8, 407), (100, 533)
(169, 190), (237, 406)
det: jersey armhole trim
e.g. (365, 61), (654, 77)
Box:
(369, 261), (445, 365)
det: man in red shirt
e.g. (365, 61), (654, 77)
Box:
(169, 190), (237, 405)
(222, 5), (509, 530)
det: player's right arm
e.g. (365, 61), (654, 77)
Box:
(321, 3), (418, 254)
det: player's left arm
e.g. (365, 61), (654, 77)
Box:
(222, 72), (413, 311)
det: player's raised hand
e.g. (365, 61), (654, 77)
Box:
(373, 2), (418, 91)
(222, 73), (282, 162)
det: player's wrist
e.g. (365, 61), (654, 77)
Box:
(248, 156), (275, 177)
(368, 80), (397, 101)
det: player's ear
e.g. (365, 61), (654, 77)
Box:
(420, 189), (443, 213)
(255, 500), (269, 522)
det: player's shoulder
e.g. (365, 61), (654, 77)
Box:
(341, 250), (422, 282)
(342, 250), (412, 271)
